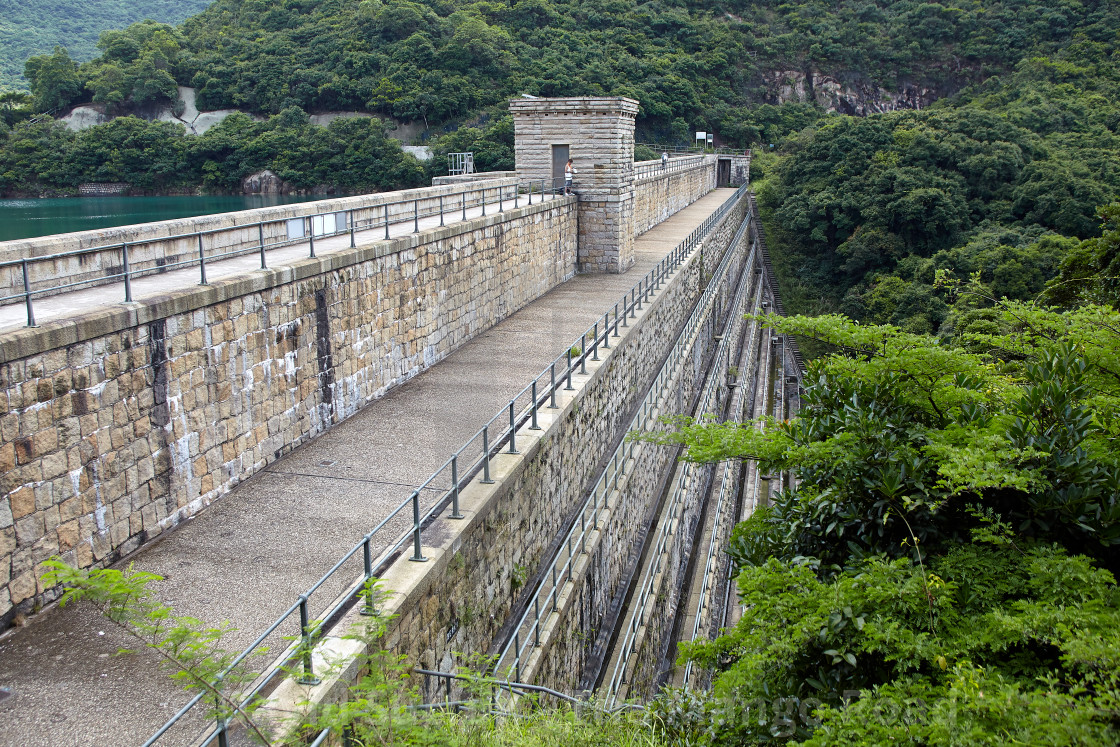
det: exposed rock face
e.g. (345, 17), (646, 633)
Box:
(241, 169), (285, 194)
(60, 106), (110, 131)
(762, 69), (941, 115)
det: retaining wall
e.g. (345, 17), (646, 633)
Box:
(0, 198), (576, 624)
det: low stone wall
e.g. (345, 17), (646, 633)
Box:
(632, 157), (717, 237)
(0, 198), (576, 624)
(0, 178), (520, 308)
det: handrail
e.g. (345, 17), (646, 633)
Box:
(680, 268), (765, 688)
(141, 183), (747, 746)
(2, 178), (565, 327)
(603, 202), (756, 706)
(491, 184), (751, 688)
(633, 154), (708, 180)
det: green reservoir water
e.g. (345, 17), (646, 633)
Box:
(0, 194), (324, 242)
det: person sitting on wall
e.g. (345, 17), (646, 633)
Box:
(565, 158), (575, 195)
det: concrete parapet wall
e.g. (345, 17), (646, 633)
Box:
(0, 198), (576, 624)
(0, 178), (520, 308)
(632, 157), (717, 238)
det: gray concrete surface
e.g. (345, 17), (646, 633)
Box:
(0, 189), (733, 747)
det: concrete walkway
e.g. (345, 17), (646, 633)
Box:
(0, 189), (734, 746)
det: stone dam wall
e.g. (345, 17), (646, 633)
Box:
(259, 189), (749, 730)
(0, 197), (576, 624)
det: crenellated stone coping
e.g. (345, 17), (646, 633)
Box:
(251, 189), (752, 744)
(0, 177), (519, 307)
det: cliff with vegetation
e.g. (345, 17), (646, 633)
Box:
(2, 0), (1118, 198)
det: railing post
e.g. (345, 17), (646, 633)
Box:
(612, 303), (620, 336)
(214, 674), (229, 747)
(122, 244), (133, 303)
(481, 426), (494, 484)
(514, 634), (521, 681)
(385, 204), (390, 240)
(308, 217), (316, 257)
(349, 210), (356, 247)
(514, 185), (519, 209)
(533, 597), (540, 645)
(462, 193), (467, 221)
(360, 537), (376, 615)
(636, 280), (643, 310)
(21, 259), (35, 327)
(198, 233), (208, 285)
(549, 363), (558, 408)
(498, 186), (503, 213)
(565, 349), (575, 390)
(410, 490), (428, 561)
(528, 182), (533, 205)
(259, 222), (267, 269)
(414, 200), (419, 233)
(449, 455), (464, 519)
(551, 565), (558, 612)
(439, 196), (444, 226)
(507, 400), (519, 454)
(298, 596), (320, 685)
(629, 288), (636, 318)
(530, 381), (541, 430)
(481, 188), (486, 216)
(591, 322), (600, 360)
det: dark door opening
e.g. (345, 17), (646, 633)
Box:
(552, 144), (570, 192)
(717, 158), (731, 188)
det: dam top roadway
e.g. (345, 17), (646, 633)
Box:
(0, 188), (737, 746)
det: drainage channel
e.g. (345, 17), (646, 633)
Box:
(487, 191), (754, 694)
(598, 212), (762, 706)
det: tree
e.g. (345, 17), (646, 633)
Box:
(24, 46), (82, 112)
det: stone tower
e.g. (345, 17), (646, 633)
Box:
(509, 96), (639, 273)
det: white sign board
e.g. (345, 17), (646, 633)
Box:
(695, 131), (706, 140)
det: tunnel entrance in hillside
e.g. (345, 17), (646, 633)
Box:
(717, 158), (731, 187)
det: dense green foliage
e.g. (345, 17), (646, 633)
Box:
(651, 307), (1120, 743)
(757, 47), (1120, 333)
(0, 109), (427, 195)
(4, 0), (1118, 195)
(0, 0), (209, 92)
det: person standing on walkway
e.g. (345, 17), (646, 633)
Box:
(564, 158), (575, 195)
(661, 151), (669, 170)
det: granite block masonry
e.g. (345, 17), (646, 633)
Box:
(0, 199), (577, 626)
(511, 97), (640, 274)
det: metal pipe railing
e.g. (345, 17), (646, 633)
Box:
(2, 179), (565, 327)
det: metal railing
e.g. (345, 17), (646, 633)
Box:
(633, 155), (708, 181)
(492, 184), (751, 688)
(142, 183), (748, 747)
(637, 143), (751, 157)
(603, 203), (757, 706)
(680, 273), (765, 688)
(2, 179), (565, 328)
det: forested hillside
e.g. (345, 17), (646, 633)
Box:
(0, 0), (210, 92)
